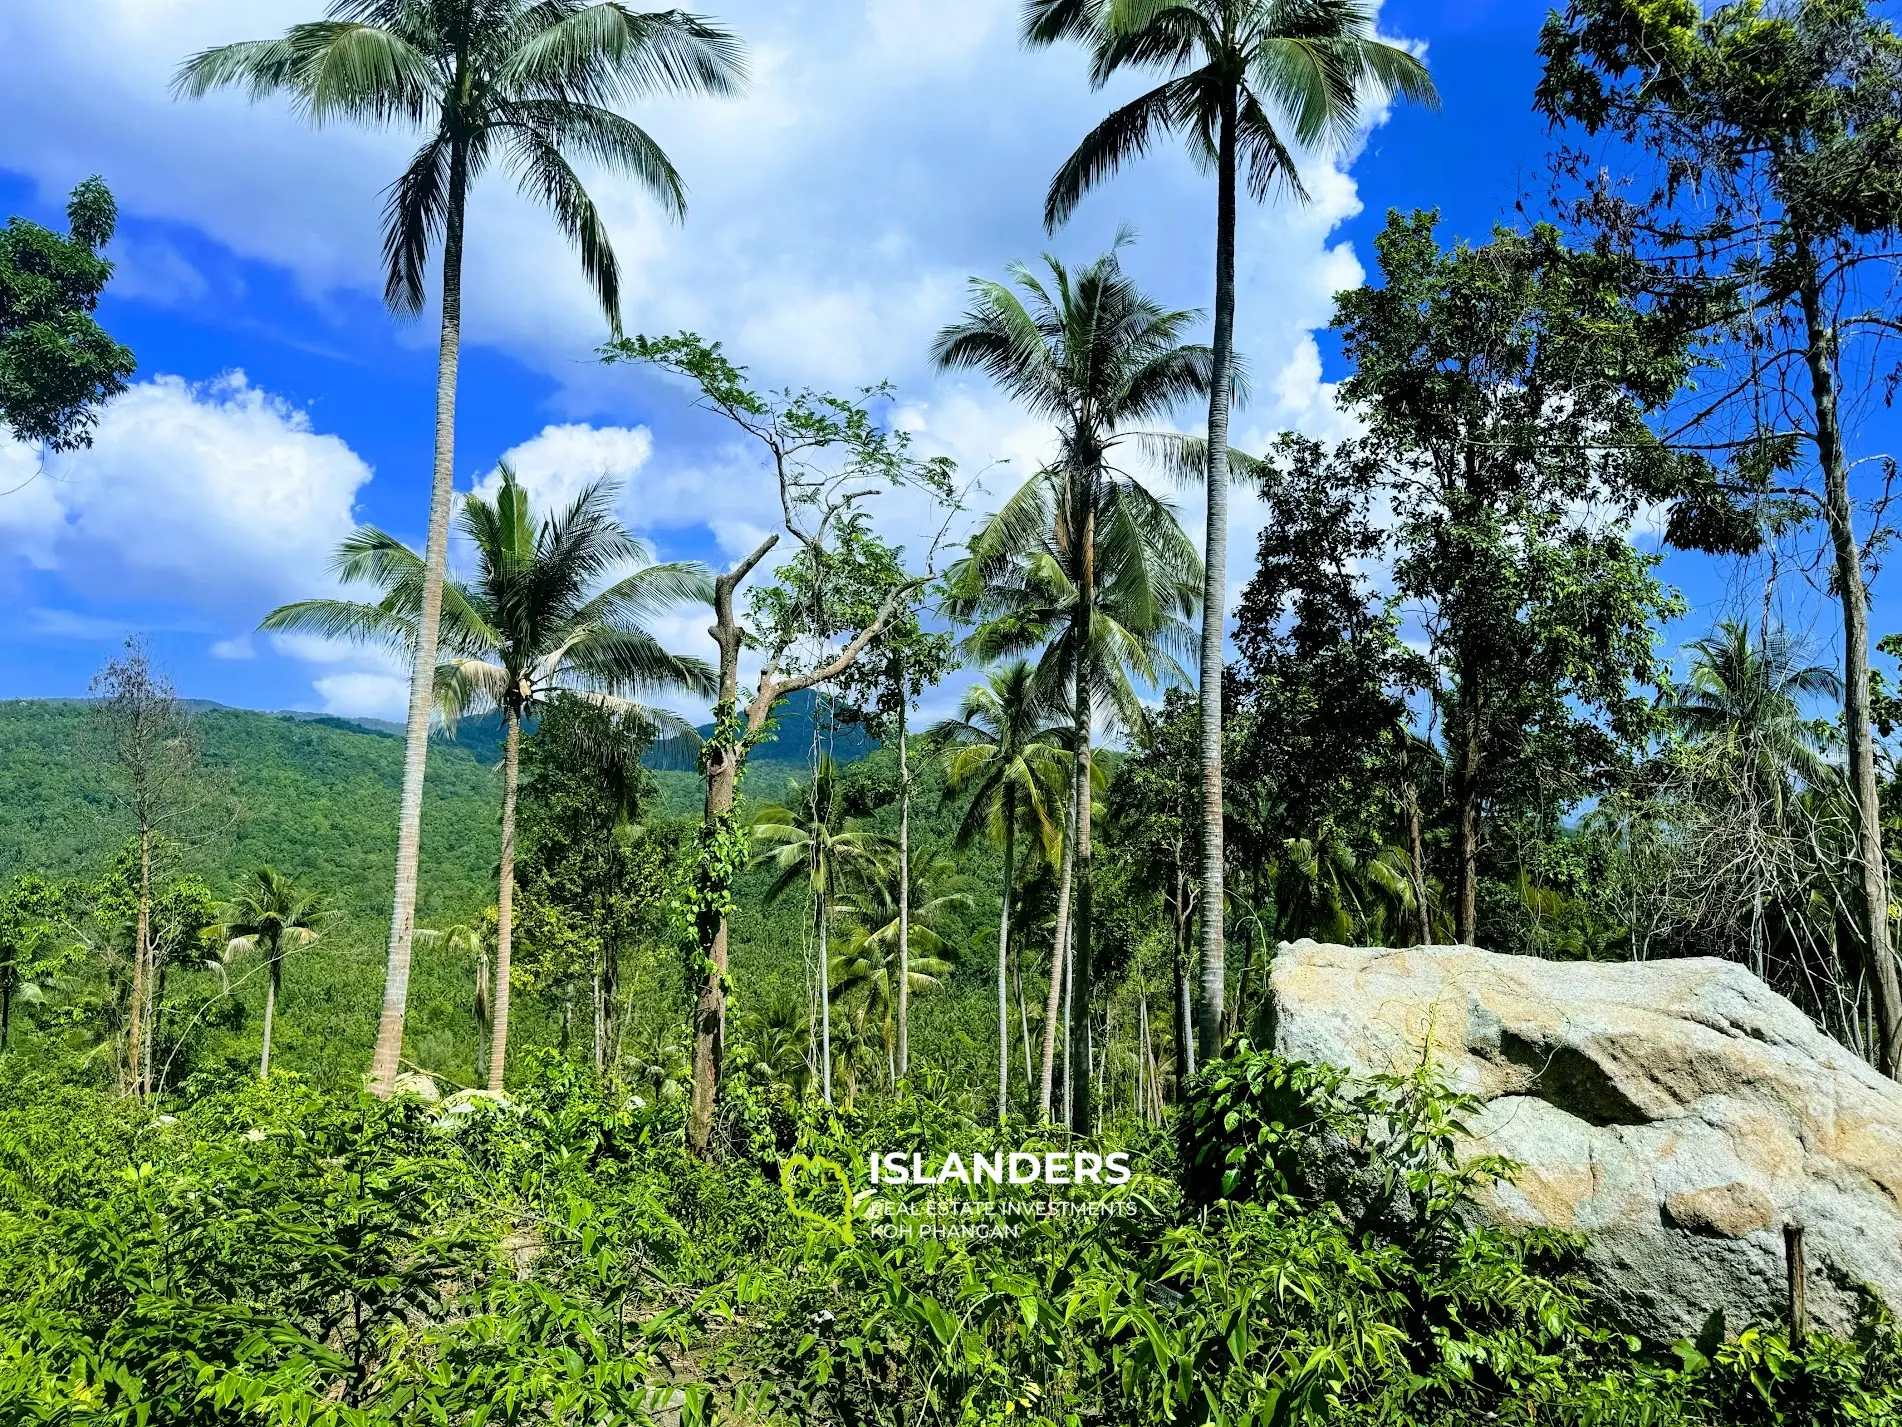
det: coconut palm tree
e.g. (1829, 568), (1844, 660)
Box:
(1674, 619), (1842, 813)
(929, 662), (1069, 1123)
(416, 919), (492, 1082)
(751, 757), (880, 1105)
(223, 867), (325, 1079)
(831, 844), (967, 1084)
(177, 0), (745, 1098)
(1026, 0), (1435, 1062)
(740, 990), (813, 1099)
(263, 468), (714, 1091)
(935, 245), (1205, 1131)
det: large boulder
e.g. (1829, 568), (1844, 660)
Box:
(1267, 940), (1902, 1342)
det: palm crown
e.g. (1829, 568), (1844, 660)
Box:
(931, 661), (1073, 863)
(175, 0), (746, 324)
(263, 465), (716, 726)
(935, 247), (1205, 730)
(1674, 619), (1842, 805)
(1027, 0), (1436, 229)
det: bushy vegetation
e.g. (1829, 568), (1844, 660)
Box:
(8, 1047), (1901, 1425)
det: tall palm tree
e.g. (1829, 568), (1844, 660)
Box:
(752, 757), (879, 1105)
(177, 0), (745, 1098)
(223, 866), (325, 1079)
(1674, 619), (1842, 812)
(930, 662), (1069, 1123)
(1026, 0), (1435, 1063)
(935, 245), (1205, 1131)
(263, 467), (714, 1091)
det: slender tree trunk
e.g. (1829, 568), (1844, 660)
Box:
(487, 702), (520, 1093)
(1405, 764), (1432, 945)
(592, 971), (604, 1077)
(1799, 253), (1902, 1077)
(129, 827), (151, 1097)
(897, 697), (911, 1078)
(1038, 773), (1078, 1122)
(1069, 663), (1095, 1133)
(1196, 94), (1238, 1067)
(474, 944), (490, 1087)
(689, 733), (741, 1153)
(1173, 887), (1194, 1093)
(2, 980), (11, 1054)
(1014, 944), (1034, 1114)
(1455, 678), (1482, 945)
(819, 878), (833, 1105)
(370, 143), (467, 1098)
(997, 789), (1016, 1124)
(259, 949), (279, 1079)
(1230, 914), (1254, 1039)
(1136, 994), (1148, 1123)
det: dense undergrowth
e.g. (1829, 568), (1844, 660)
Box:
(5, 1044), (1898, 1426)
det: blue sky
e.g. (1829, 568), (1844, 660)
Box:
(0, 0), (1876, 725)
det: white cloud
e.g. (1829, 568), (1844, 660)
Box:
(0, 0), (1423, 712)
(313, 671), (409, 720)
(474, 421), (655, 514)
(0, 372), (370, 613)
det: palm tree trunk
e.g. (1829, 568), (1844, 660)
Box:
(370, 140), (467, 1099)
(259, 948), (279, 1079)
(1173, 876), (1193, 1094)
(1069, 664), (1095, 1133)
(819, 883), (833, 1106)
(1014, 944), (1033, 1114)
(1799, 250), (1902, 1077)
(1038, 773), (1077, 1121)
(997, 788), (1016, 1125)
(1195, 93), (1238, 1068)
(897, 695), (911, 1078)
(128, 827), (151, 1097)
(487, 701), (520, 1093)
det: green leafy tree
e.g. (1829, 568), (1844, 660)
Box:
(935, 244), (1205, 1131)
(1676, 619), (1842, 810)
(1334, 213), (1693, 946)
(930, 661), (1069, 1123)
(1105, 687), (1202, 1093)
(513, 694), (671, 1080)
(1025, 0), (1436, 1064)
(0, 874), (77, 1053)
(262, 467), (713, 1091)
(179, 0), (745, 1098)
(1538, 0), (1902, 1074)
(0, 177), (135, 449)
(222, 866), (326, 1079)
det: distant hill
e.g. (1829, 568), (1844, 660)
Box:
(0, 699), (500, 925)
(429, 687), (878, 771)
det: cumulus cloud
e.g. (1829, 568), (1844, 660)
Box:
(0, 0), (1423, 711)
(0, 372), (370, 612)
(472, 422), (655, 514)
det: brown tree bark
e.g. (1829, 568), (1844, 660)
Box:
(1798, 248), (1902, 1077)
